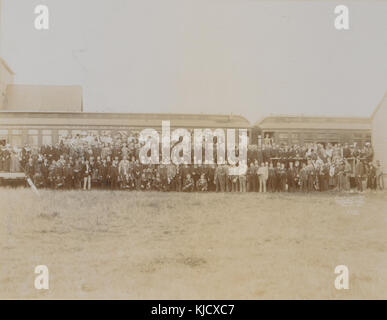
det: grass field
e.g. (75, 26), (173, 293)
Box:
(0, 188), (386, 299)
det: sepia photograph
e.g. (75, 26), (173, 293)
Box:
(0, 0), (386, 304)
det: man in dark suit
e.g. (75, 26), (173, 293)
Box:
(64, 162), (74, 189)
(40, 158), (50, 188)
(354, 158), (364, 192)
(287, 161), (297, 192)
(109, 159), (119, 190)
(82, 159), (92, 190)
(98, 159), (109, 189)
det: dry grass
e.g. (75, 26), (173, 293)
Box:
(0, 188), (387, 299)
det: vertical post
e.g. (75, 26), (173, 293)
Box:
(38, 129), (42, 147)
(22, 129), (27, 146)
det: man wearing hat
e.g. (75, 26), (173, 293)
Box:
(354, 158), (364, 192)
(196, 173), (208, 192)
(0, 145), (11, 172)
(214, 159), (226, 192)
(367, 162), (376, 190)
(183, 174), (195, 192)
(376, 160), (384, 190)
(286, 161), (296, 192)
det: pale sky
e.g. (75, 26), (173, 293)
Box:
(1, 0), (386, 123)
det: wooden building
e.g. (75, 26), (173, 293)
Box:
(3, 85), (83, 112)
(371, 91), (387, 186)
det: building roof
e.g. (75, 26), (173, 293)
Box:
(254, 115), (371, 131)
(3, 84), (83, 112)
(0, 111), (250, 129)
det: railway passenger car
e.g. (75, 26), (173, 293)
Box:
(252, 115), (372, 147)
(0, 111), (251, 147)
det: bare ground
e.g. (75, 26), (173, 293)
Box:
(0, 188), (386, 299)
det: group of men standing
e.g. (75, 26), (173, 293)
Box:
(20, 154), (384, 193)
(0, 136), (384, 193)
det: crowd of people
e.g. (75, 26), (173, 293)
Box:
(0, 131), (384, 192)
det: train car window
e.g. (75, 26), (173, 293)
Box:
(354, 140), (363, 147)
(257, 135), (262, 146)
(28, 135), (39, 146)
(42, 135), (53, 145)
(304, 133), (316, 141)
(317, 134), (326, 140)
(101, 130), (111, 136)
(291, 133), (299, 144)
(58, 130), (68, 142)
(72, 130), (82, 136)
(11, 135), (22, 147)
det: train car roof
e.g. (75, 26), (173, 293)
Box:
(254, 115), (371, 131)
(0, 111), (251, 129)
